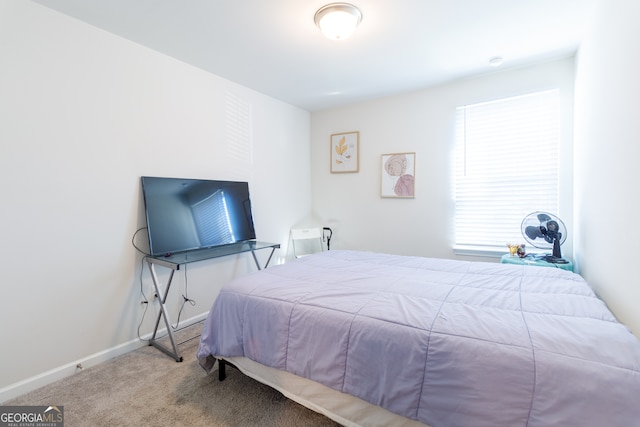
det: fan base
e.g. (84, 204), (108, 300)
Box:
(537, 254), (568, 264)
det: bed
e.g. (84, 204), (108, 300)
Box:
(197, 250), (640, 427)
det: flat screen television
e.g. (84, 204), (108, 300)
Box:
(141, 176), (256, 257)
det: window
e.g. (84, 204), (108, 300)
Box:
(453, 89), (560, 254)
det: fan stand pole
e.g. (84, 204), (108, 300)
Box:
(552, 239), (562, 259)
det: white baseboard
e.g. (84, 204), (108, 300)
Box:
(0, 313), (208, 403)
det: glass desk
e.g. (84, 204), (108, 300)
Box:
(146, 241), (280, 361)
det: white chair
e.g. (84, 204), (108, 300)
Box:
(290, 227), (324, 258)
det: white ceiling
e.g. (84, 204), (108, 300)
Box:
(33, 0), (596, 112)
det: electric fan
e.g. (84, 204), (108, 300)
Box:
(520, 211), (568, 263)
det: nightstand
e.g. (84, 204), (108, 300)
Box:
(500, 254), (574, 272)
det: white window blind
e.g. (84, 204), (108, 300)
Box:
(454, 89), (560, 251)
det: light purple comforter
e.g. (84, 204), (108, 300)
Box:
(197, 250), (640, 426)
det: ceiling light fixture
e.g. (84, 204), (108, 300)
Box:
(314, 3), (362, 41)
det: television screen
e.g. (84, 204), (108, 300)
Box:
(141, 177), (256, 256)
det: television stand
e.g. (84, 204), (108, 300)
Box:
(145, 241), (280, 361)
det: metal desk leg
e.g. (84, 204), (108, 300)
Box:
(250, 247), (277, 270)
(147, 262), (183, 362)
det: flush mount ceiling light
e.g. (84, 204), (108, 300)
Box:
(314, 3), (363, 41)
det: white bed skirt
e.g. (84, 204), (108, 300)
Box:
(221, 356), (430, 427)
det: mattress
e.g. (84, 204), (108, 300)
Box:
(197, 250), (640, 427)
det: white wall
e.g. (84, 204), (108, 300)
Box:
(574, 0), (640, 336)
(0, 1), (310, 400)
(311, 59), (575, 261)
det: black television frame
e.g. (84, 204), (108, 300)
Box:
(141, 176), (256, 257)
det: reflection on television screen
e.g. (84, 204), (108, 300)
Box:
(141, 177), (256, 256)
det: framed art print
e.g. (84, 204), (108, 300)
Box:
(381, 152), (415, 198)
(330, 131), (359, 173)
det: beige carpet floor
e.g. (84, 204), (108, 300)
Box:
(7, 323), (341, 427)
